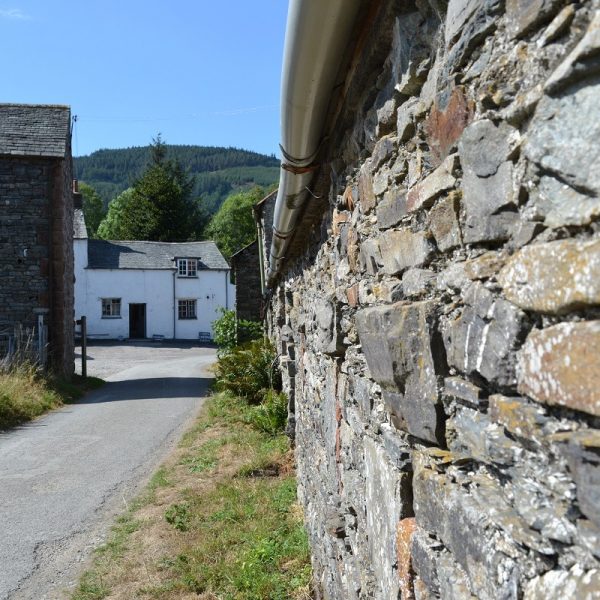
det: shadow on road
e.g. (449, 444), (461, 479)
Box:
(74, 377), (215, 403)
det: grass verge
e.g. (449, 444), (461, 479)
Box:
(72, 391), (312, 600)
(0, 366), (104, 430)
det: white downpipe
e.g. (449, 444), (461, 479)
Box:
(268, 0), (362, 282)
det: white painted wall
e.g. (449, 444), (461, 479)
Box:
(75, 262), (233, 340)
(74, 238), (88, 321)
(174, 269), (232, 338)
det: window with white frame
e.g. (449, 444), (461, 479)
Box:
(177, 258), (197, 277)
(178, 299), (197, 320)
(101, 298), (121, 318)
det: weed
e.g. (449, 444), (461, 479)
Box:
(245, 389), (288, 434)
(165, 502), (191, 531)
(148, 467), (170, 491)
(215, 339), (280, 403)
(71, 572), (109, 600)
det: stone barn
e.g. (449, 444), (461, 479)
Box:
(0, 104), (75, 375)
(262, 1), (600, 598)
(230, 240), (262, 322)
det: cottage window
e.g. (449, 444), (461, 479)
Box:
(177, 258), (197, 277)
(101, 298), (121, 318)
(178, 299), (197, 320)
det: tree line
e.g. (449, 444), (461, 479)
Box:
(81, 136), (277, 260)
(75, 143), (279, 213)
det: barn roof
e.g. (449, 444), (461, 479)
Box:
(0, 104), (71, 158)
(87, 240), (229, 270)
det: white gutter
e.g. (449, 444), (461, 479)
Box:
(268, 0), (363, 283)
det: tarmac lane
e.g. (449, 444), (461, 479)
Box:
(0, 342), (216, 600)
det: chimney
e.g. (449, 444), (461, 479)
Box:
(72, 179), (83, 209)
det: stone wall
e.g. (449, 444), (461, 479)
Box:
(0, 155), (74, 375)
(49, 147), (74, 375)
(231, 241), (262, 322)
(0, 159), (53, 328)
(266, 2), (600, 598)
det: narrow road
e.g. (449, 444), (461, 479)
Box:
(0, 342), (216, 600)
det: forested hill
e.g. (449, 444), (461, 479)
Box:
(74, 145), (280, 214)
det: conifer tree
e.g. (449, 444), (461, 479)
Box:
(117, 135), (207, 241)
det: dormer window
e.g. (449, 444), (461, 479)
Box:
(177, 258), (197, 277)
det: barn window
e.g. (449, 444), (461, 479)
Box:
(101, 298), (121, 318)
(177, 258), (197, 277)
(178, 299), (197, 320)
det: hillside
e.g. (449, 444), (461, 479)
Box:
(74, 145), (280, 214)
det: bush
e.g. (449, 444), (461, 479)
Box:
(245, 389), (288, 435)
(215, 339), (281, 404)
(212, 309), (263, 356)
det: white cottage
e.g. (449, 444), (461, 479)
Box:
(74, 210), (234, 340)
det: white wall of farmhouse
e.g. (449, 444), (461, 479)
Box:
(74, 238), (235, 340)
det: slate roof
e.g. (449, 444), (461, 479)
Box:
(87, 240), (229, 270)
(0, 104), (71, 158)
(230, 239), (257, 260)
(73, 209), (88, 239)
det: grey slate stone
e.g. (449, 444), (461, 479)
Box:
(545, 11), (600, 93)
(525, 82), (600, 197)
(524, 566), (600, 600)
(411, 526), (442, 595)
(363, 437), (405, 599)
(356, 301), (445, 443)
(532, 175), (600, 228)
(443, 282), (528, 387)
(371, 135), (397, 171)
(359, 238), (383, 275)
(413, 452), (524, 600)
(446, 406), (516, 467)
(445, 0), (483, 46)
(562, 431), (600, 529)
(429, 193), (462, 252)
(444, 376), (485, 408)
(402, 268), (437, 298)
(379, 229), (435, 275)
(458, 119), (520, 244)
(313, 299), (345, 356)
(457, 119), (519, 178)
(376, 187), (407, 230)
(505, 0), (565, 39)
(461, 164), (519, 244)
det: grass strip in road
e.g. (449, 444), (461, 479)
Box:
(72, 391), (313, 600)
(0, 366), (104, 430)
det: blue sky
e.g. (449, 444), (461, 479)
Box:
(1, 1), (288, 157)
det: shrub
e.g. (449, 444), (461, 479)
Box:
(212, 308), (263, 356)
(246, 389), (288, 435)
(215, 339), (280, 404)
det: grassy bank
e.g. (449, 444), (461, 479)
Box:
(72, 391), (312, 600)
(0, 366), (104, 430)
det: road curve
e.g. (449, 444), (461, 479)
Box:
(0, 343), (216, 600)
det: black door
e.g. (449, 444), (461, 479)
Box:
(129, 304), (146, 339)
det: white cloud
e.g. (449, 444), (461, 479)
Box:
(0, 8), (31, 20)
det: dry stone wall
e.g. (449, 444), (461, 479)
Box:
(267, 1), (600, 598)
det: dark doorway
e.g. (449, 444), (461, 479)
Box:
(129, 303), (146, 339)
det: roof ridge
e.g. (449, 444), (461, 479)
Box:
(0, 103), (71, 109)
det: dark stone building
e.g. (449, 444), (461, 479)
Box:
(230, 240), (262, 322)
(0, 104), (75, 375)
(229, 190), (277, 324)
